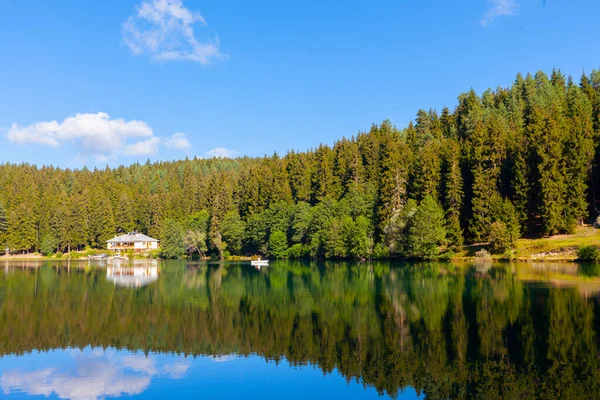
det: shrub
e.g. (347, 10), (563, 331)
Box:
(372, 243), (390, 259)
(148, 249), (161, 259)
(287, 243), (306, 259)
(404, 196), (447, 260)
(438, 250), (455, 262)
(160, 219), (186, 259)
(502, 249), (517, 261)
(268, 231), (288, 258)
(474, 249), (492, 259)
(40, 235), (58, 256)
(488, 221), (512, 254)
(577, 245), (599, 262)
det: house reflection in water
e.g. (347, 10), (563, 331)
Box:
(106, 261), (159, 288)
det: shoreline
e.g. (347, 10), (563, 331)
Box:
(0, 254), (587, 263)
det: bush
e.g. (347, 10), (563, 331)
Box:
(438, 250), (455, 262)
(372, 243), (390, 259)
(160, 219), (186, 259)
(83, 248), (105, 257)
(502, 249), (517, 261)
(577, 245), (599, 262)
(268, 231), (288, 258)
(405, 196), (447, 260)
(474, 249), (492, 259)
(488, 221), (512, 254)
(148, 249), (161, 259)
(287, 243), (307, 259)
(40, 235), (58, 256)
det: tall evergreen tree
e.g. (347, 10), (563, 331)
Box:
(0, 201), (7, 235)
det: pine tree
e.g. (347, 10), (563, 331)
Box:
(0, 202), (7, 235)
(221, 210), (246, 254)
(564, 79), (595, 225)
(405, 196), (447, 259)
(89, 190), (116, 248)
(160, 219), (186, 259)
(443, 139), (464, 247)
(268, 230), (288, 258)
(115, 193), (135, 233)
(377, 126), (412, 239)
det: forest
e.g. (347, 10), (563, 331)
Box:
(0, 68), (599, 259)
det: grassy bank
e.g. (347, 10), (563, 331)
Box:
(459, 226), (600, 262)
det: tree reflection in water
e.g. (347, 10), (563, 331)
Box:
(1, 260), (600, 399)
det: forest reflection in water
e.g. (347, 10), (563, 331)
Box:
(1, 260), (600, 399)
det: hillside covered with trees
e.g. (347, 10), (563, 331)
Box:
(1, 69), (600, 259)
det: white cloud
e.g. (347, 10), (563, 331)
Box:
(124, 137), (161, 156)
(481, 0), (519, 27)
(122, 0), (225, 64)
(205, 147), (238, 158)
(7, 112), (161, 160)
(165, 132), (191, 149)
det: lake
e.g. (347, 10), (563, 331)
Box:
(1, 259), (600, 399)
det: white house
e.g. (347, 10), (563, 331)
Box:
(107, 232), (159, 253)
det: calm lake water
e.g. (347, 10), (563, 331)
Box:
(1, 260), (600, 399)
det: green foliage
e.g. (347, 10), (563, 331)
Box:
(384, 199), (418, 254)
(220, 211), (245, 254)
(577, 245), (599, 262)
(268, 230), (288, 258)
(187, 210), (210, 232)
(488, 195), (520, 251)
(488, 221), (512, 254)
(161, 219), (186, 259)
(148, 249), (161, 259)
(287, 243), (307, 259)
(40, 234), (58, 256)
(348, 216), (373, 259)
(437, 250), (455, 262)
(372, 243), (390, 259)
(0, 201), (7, 235)
(184, 230), (208, 257)
(405, 196), (447, 259)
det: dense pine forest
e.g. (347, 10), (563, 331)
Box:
(1, 69), (600, 259)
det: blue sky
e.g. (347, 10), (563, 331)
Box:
(0, 0), (599, 168)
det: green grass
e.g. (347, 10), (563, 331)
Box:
(515, 227), (600, 260)
(454, 227), (600, 261)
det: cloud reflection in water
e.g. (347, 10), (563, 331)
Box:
(0, 348), (189, 400)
